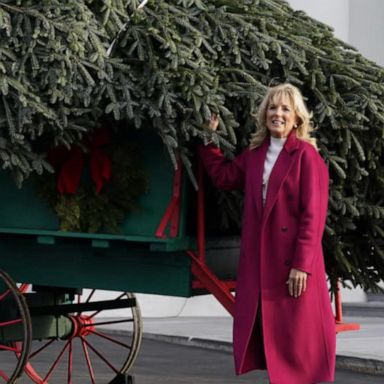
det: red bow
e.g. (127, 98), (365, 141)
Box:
(47, 128), (112, 194)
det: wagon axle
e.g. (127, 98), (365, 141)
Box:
(70, 315), (95, 338)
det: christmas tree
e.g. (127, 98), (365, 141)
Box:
(1, 0), (383, 292)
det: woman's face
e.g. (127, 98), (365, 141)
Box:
(266, 95), (298, 138)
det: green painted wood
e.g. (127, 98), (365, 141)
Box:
(0, 228), (190, 245)
(0, 236), (192, 297)
(37, 236), (56, 245)
(92, 239), (110, 248)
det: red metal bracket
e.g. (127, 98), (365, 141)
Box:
(156, 162), (182, 239)
(186, 157), (235, 315)
(188, 250), (235, 316)
(334, 280), (360, 333)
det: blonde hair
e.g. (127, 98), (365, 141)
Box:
(249, 83), (317, 150)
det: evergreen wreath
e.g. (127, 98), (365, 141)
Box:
(38, 129), (148, 233)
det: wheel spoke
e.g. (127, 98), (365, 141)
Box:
(0, 344), (21, 353)
(0, 318), (22, 327)
(17, 284), (30, 293)
(0, 289), (11, 302)
(0, 372), (9, 382)
(114, 293), (127, 301)
(82, 337), (119, 373)
(81, 337), (96, 384)
(91, 330), (132, 349)
(43, 340), (71, 382)
(29, 339), (55, 359)
(88, 292), (126, 319)
(86, 289), (96, 303)
(68, 340), (73, 384)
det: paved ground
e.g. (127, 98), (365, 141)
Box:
(2, 312), (383, 382)
(136, 315), (384, 371)
(2, 337), (384, 383)
(131, 338), (384, 384)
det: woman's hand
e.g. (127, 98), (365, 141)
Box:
(208, 112), (219, 131)
(286, 268), (307, 298)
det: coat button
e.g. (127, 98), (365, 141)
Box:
(284, 259), (291, 266)
(281, 226), (288, 232)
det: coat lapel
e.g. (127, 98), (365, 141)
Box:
(262, 130), (300, 223)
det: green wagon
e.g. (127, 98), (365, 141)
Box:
(0, 129), (237, 384)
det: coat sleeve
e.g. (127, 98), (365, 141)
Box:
(292, 147), (329, 274)
(197, 144), (247, 190)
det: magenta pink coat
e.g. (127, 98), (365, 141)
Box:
(198, 130), (336, 384)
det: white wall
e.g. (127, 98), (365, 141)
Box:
(288, 0), (350, 41)
(288, 0), (384, 66)
(349, 0), (384, 65)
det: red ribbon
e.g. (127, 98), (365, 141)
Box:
(47, 128), (112, 194)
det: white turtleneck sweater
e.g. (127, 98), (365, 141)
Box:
(262, 136), (287, 205)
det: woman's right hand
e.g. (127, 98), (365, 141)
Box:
(208, 113), (219, 131)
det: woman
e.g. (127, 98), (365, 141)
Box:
(198, 83), (336, 384)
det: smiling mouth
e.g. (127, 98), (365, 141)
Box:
(271, 120), (284, 126)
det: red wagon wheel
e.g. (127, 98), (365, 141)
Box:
(20, 289), (142, 384)
(0, 271), (32, 384)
